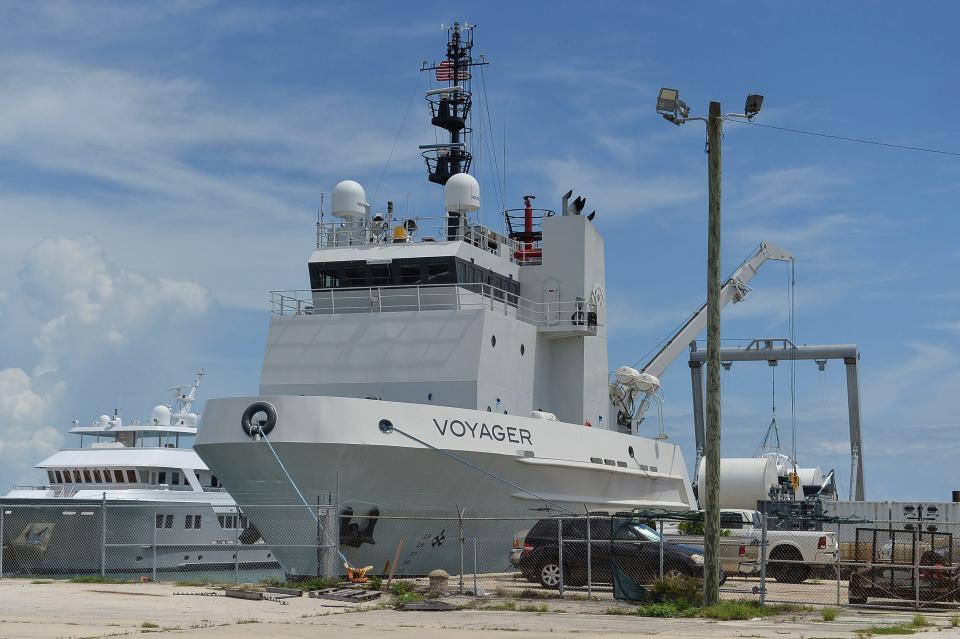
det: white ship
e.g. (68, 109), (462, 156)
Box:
(2, 373), (277, 576)
(194, 23), (703, 578)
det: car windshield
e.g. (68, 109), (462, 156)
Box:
(617, 523), (660, 542)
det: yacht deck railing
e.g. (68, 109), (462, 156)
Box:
(316, 217), (529, 263)
(270, 283), (600, 330)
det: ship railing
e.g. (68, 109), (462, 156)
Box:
(29, 483), (201, 498)
(315, 217), (523, 263)
(270, 283), (601, 330)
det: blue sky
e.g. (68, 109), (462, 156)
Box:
(1, 1), (959, 501)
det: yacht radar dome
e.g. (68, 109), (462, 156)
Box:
(331, 180), (369, 220)
(151, 405), (172, 426)
(444, 173), (480, 213)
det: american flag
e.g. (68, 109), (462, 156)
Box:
(436, 59), (455, 82)
(435, 60), (470, 82)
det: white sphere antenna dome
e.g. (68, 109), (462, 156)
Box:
(331, 180), (368, 220)
(186, 413), (200, 428)
(151, 405), (172, 426)
(444, 173), (480, 214)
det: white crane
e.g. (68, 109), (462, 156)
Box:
(610, 242), (793, 433)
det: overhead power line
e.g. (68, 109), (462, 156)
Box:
(729, 119), (960, 157)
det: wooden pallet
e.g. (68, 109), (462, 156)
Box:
(307, 587), (380, 603)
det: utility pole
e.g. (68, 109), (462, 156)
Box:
(655, 88), (764, 608)
(703, 100), (723, 606)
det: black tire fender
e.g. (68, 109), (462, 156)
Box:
(241, 401), (277, 437)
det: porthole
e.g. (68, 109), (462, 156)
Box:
(486, 406), (492, 412)
(427, 392), (433, 401)
(136, 556), (143, 562)
(491, 335), (497, 348)
(628, 446), (635, 458)
(520, 344), (525, 356)
(184, 555), (190, 560)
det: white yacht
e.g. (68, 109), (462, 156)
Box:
(2, 374), (278, 576)
(194, 23), (697, 578)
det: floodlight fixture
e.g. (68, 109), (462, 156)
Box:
(657, 87), (678, 115)
(744, 94), (764, 118)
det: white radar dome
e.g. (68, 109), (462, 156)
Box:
(444, 173), (480, 213)
(151, 405), (172, 427)
(331, 180), (368, 220)
(98, 414), (110, 428)
(186, 413), (200, 428)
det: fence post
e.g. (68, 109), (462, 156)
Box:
(100, 492), (107, 577)
(558, 518), (564, 596)
(585, 509), (592, 599)
(658, 519), (665, 580)
(759, 512), (768, 606)
(458, 507), (465, 595)
(1, 504), (4, 580)
(473, 537), (478, 595)
(152, 506), (157, 583)
(234, 505), (240, 584)
(835, 520), (841, 607)
(913, 524), (920, 611)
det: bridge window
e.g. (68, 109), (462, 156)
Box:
(83, 470), (92, 483)
(54, 470), (63, 483)
(73, 470), (82, 483)
(113, 469), (124, 483)
(93, 470), (102, 483)
(126, 469), (138, 483)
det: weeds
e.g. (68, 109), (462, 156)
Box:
(389, 580), (416, 596)
(68, 575), (131, 584)
(821, 607), (839, 622)
(605, 599), (806, 621)
(141, 622), (159, 629)
(950, 615), (960, 628)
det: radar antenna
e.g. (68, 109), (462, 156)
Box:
(419, 22), (488, 186)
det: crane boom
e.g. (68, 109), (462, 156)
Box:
(644, 241), (792, 379)
(611, 241), (793, 431)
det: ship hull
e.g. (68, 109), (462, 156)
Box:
(195, 395), (696, 577)
(0, 498), (278, 577)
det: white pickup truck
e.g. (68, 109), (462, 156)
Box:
(665, 509), (839, 583)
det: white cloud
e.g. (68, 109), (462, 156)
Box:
(17, 235), (208, 375)
(0, 368), (64, 489)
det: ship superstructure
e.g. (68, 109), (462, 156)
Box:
(194, 23), (696, 577)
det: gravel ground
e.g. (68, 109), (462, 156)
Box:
(0, 579), (958, 639)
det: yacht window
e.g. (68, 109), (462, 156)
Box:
(185, 514), (194, 529)
(103, 469), (112, 483)
(317, 269), (339, 289)
(83, 470), (92, 483)
(156, 514), (164, 529)
(165, 514), (173, 529)
(427, 263), (450, 282)
(73, 470), (82, 483)
(54, 470), (63, 483)
(171, 471), (180, 486)
(368, 264), (392, 286)
(113, 469), (124, 483)
(63, 471), (72, 483)
(194, 514), (202, 529)
(158, 471), (167, 485)
(343, 266), (366, 287)
(93, 470), (102, 483)
(398, 264), (421, 285)
(47, 471), (55, 483)
(211, 475), (219, 488)
(126, 469), (137, 483)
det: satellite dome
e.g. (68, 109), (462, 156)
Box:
(151, 405), (172, 426)
(98, 415), (110, 428)
(444, 173), (480, 214)
(331, 180), (368, 220)
(186, 413), (200, 429)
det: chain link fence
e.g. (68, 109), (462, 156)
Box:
(3, 501), (960, 610)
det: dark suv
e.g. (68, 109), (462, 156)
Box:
(515, 516), (723, 589)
